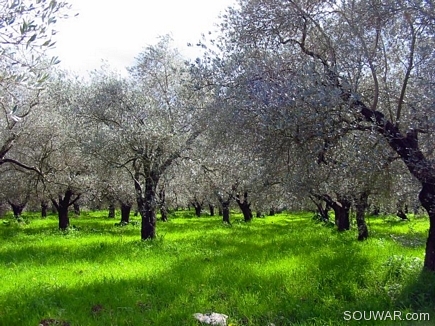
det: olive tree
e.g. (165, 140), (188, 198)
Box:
(77, 37), (204, 240)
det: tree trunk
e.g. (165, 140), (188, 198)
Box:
(41, 200), (48, 218)
(319, 203), (330, 221)
(73, 202), (80, 216)
(355, 192), (369, 241)
(108, 203), (115, 218)
(310, 196), (330, 221)
(371, 205), (380, 216)
(158, 186), (168, 222)
(194, 205), (201, 217)
(222, 201), (230, 224)
(191, 199), (202, 217)
(160, 206), (168, 222)
(235, 192), (253, 222)
(315, 194), (350, 232)
(51, 189), (80, 230)
(120, 202), (131, 224)
(209, 203), (215, 216)
(334, 197), (351, 232)
(137, 176), (157, 240)
(58, 205), (69, 230)
(218, 206), (223, 216)
(8, 201), (26, 218)
(419, 183), (435, 271)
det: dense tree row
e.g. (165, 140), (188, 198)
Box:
(1, 0), (434, 270)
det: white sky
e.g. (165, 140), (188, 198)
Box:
(48, 0), (237, 76)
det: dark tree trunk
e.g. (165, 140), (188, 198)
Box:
(371, 205), (380, 216)
(58, 205), (69, 230)
(216, 192), (232, 224)
(136, 176), (158, 240)
(51, 189), (80, 230)
(218, 206), (223, 216)
(256, 211), (262, 218)
(160, 206), (168, 222)
(41, 200), (48, 218)
(355, 192), (369, 241)
(396, 199), (409, 220)
(73, 202), (80, 216)
(209, 203), (215, 216)
(313, 193), (350, 232)
(235, 191), (253, 222)
(158, 186), (168, 222)
(222, 201), (230, 224)
(310, 196), (330, 221)
(141, 198), (156, 240)
(8, 200), (26, 218)
(334, 197), (351, 232)
(108, 203), (115, 218)
(419, 183), (435, 270)
(194, 205), (201, 217)
(269, 207), (275, 216)
(191, 199), (202, 217)
(120, 202), (132, 224)
(397, 209), (409, 220)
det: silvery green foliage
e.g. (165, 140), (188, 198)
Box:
(0, 0), (71, 171)
(73, 37), (204, 219)
(0, 0), (71, 87)
(192, 0), (434, 206)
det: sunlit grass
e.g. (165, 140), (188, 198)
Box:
(0, 211), (434, 325)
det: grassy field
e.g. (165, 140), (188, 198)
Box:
(0, 210), (434, 326)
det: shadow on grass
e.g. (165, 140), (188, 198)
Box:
(0, 237), (374, 326)
(396, 269), (435, 313)
(365, 216), (428, 249)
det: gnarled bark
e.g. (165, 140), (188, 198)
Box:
(41, 200), (48, 218)
(191, 198), (203, 217)
(8, 200), (27, 219)
(108, 203), (115, 218)
(51, 189), (81, 230)
(234, 191), (253, 222)
(120, 201), (132, 224)
(355, 192), (369, 241)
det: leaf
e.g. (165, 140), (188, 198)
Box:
(9, 0), (19, 10)
(26, 34), (37, 48)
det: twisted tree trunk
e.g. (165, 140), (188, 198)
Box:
(120, 201), (132, 224)
(355, 192), (369, 241)
(234, 191), (253, 222)
(51, 189), (80, 230)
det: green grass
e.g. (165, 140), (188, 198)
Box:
(0, 211), (434, 326)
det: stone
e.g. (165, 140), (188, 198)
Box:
(193, 312), (229, 326)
